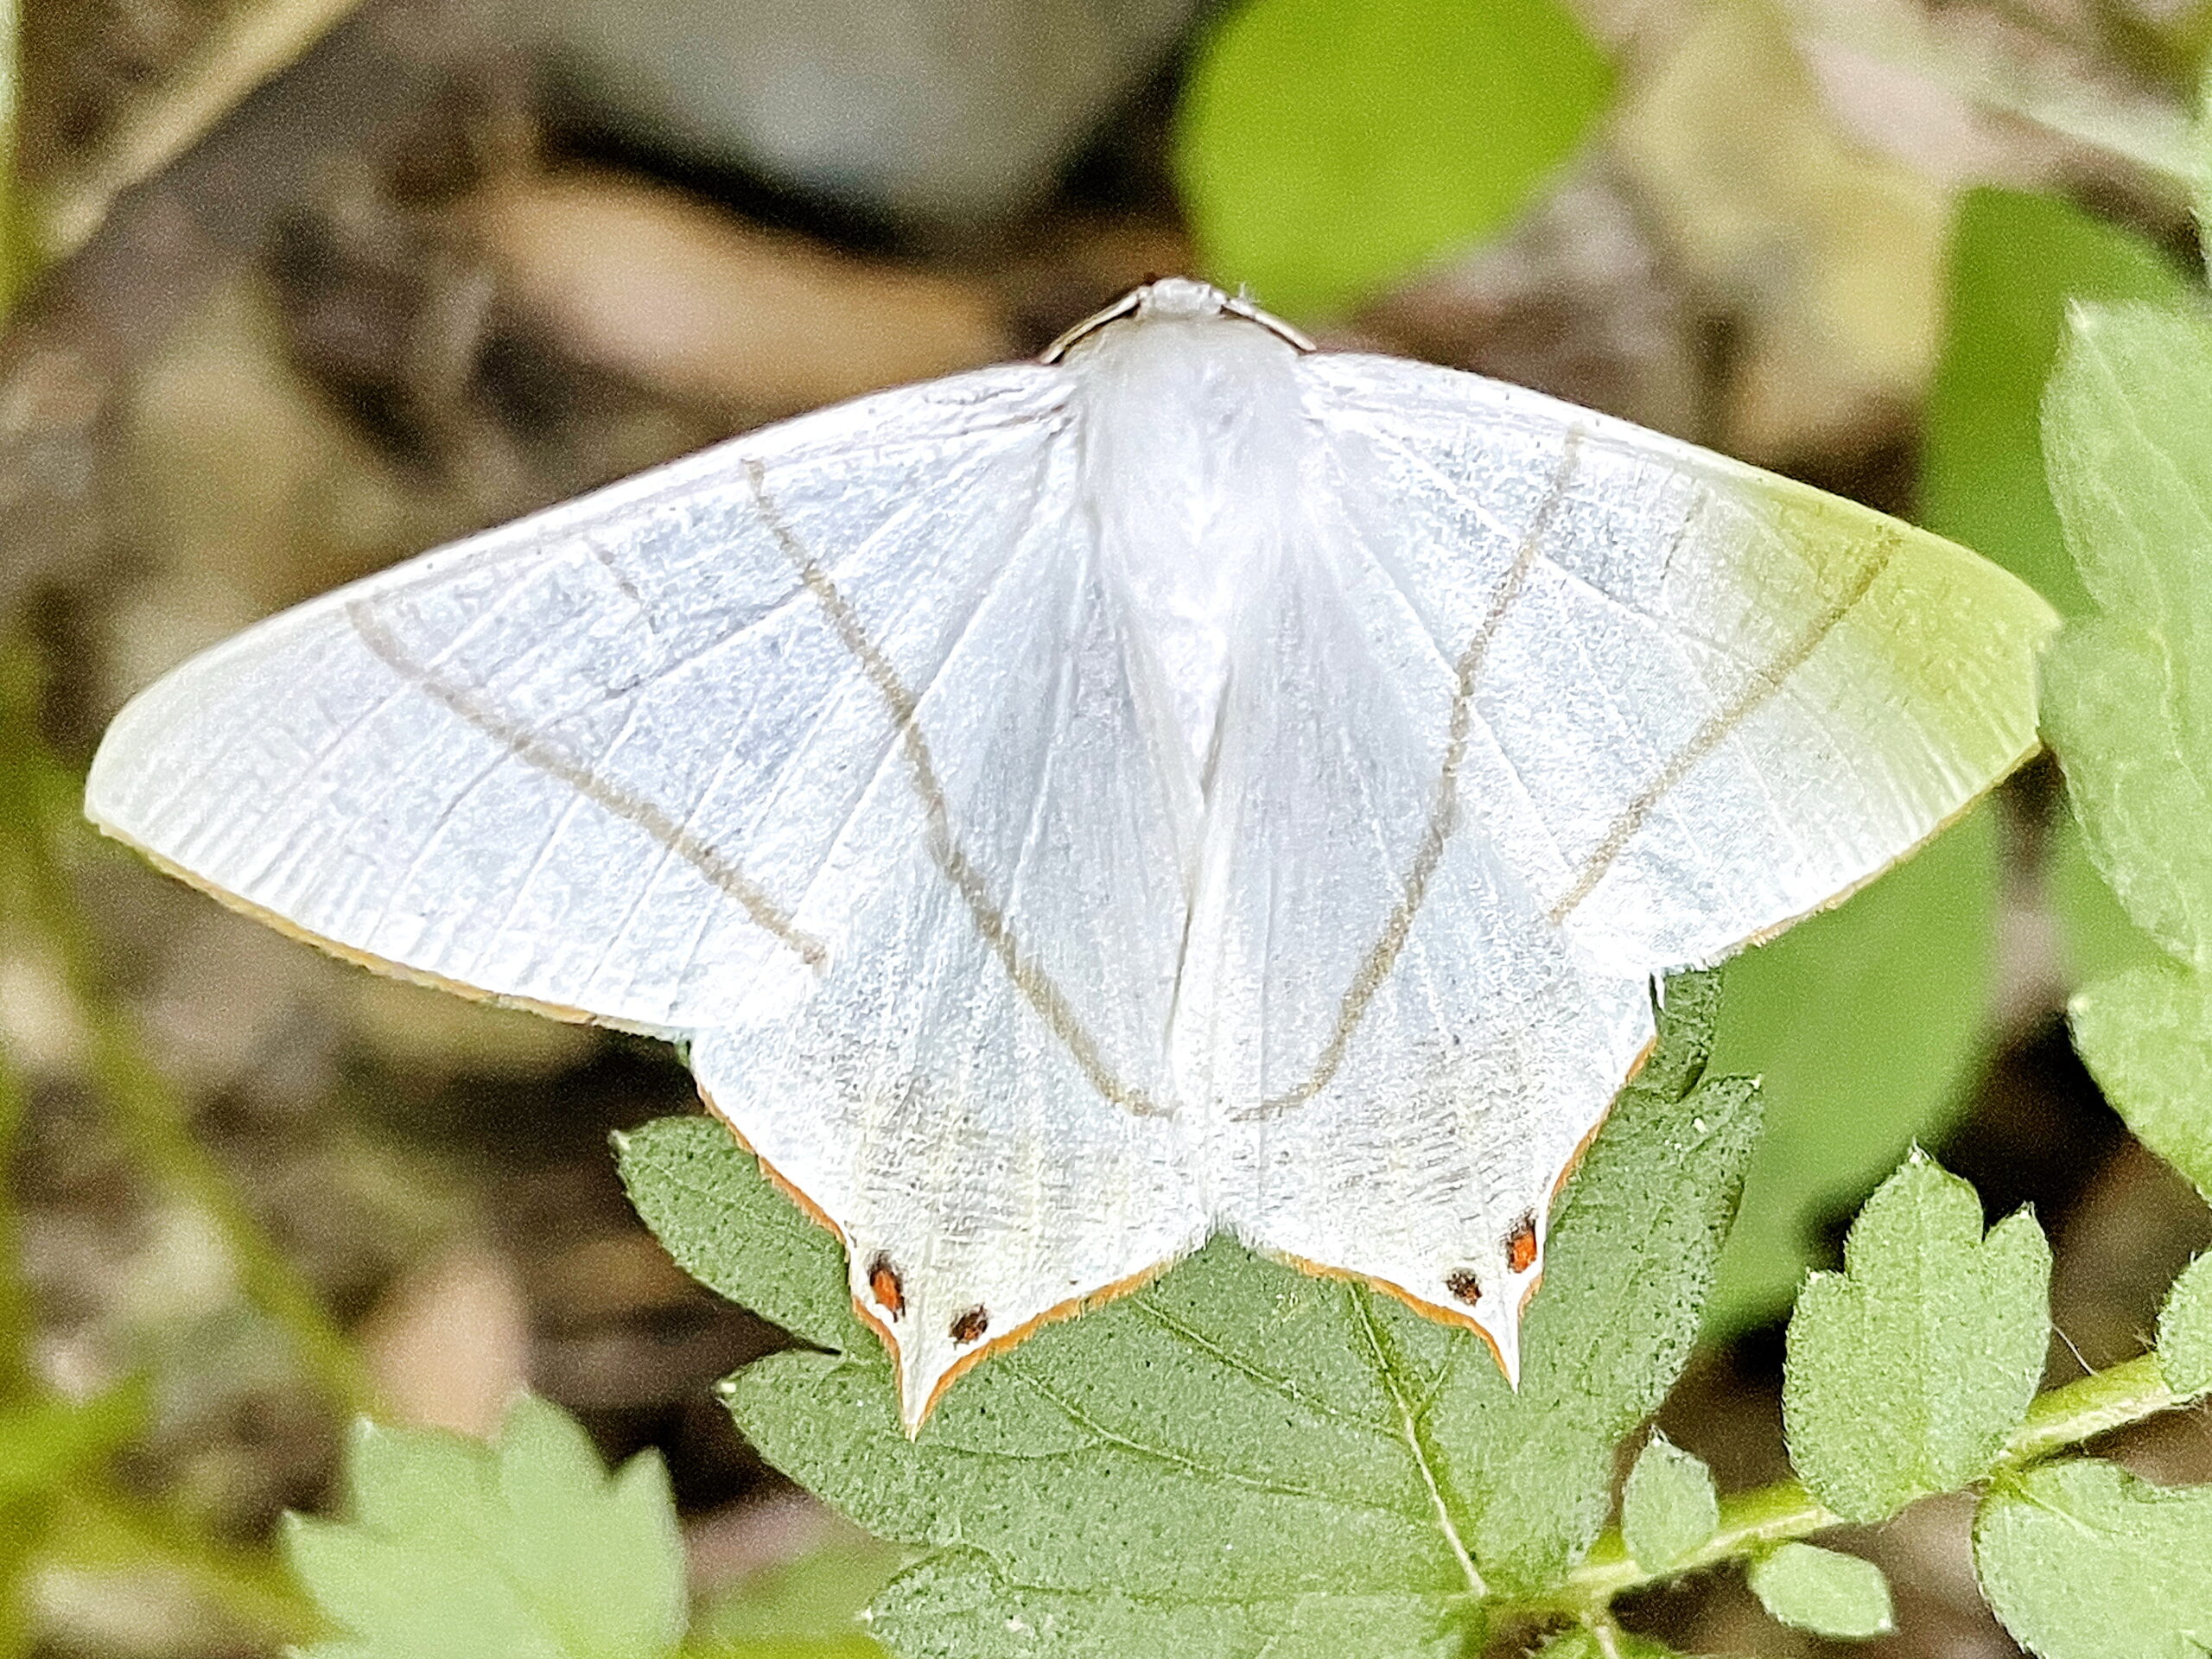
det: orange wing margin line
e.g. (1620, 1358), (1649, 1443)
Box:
(92, 825), (642, 1032)
(693, 1077), (1181, 1433)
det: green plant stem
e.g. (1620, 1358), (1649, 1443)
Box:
(1544, 1351), (2190, 1614)
(2001, 1353), (2178, 1464)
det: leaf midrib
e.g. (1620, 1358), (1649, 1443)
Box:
(1348, 1285), (1487, 1600)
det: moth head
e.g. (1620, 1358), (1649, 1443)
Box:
(1040, 278), (1313, 362)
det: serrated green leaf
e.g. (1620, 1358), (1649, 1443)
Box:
(1173, 0), (1612, 319)
(1783, 1154), (2050, 1524)
(1707, 809), (2001, 1335)
(622, 974), (1760, 1648)
(286, 1394), (686, 1659)
(2040, 300), (2212, 986)
(1923, 188), (2189, 618)
(2157, 1253), (2212, 1396)
(1621, 1435), (1718, 1573)
(616, 1118), (867, 1351)
(686, 1532), (900, 1658)
(2045, 303), (2212, 650)
(2044, 622), (2212, 973)
(1975, 1459), (2212, 1659)
(1747, 1543), (1894, 1639)
(2070, 963), (2212, 1200)
(870, 1553), (1466, 1659)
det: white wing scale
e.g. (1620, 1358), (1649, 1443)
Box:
(90, 368), (1070, 1032)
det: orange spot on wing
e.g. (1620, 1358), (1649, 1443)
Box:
(1507, 1214), (1539, 1276)
(867, 1254), (905, 1319)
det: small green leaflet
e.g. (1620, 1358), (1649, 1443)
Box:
(2041, 300), (2212, 1208)
(285, 1395), (686, 1659)
(1783, 1153), (2049, 1524)
(2157, 1253), (2212, 1396)
(2069, 965), (2212, 1201)
(1975, 1459), (2212, 1659)
(2042, 304), (2212, 969)
(620, 974), (1761, 1658)
(1746, 1543), (1894, 1639)
(1173, 0), (1612, 319)
(1620, 1435), (1718, 1573)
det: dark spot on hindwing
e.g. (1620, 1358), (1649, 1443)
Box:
(1445, 1270), (1483, 1306)
(1507, 1212), (1539, 1276)
(867, 1253), (904, 1319)
(950, 1306), (989, 1345)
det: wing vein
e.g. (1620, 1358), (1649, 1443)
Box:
(346, 598), (827, 967)
(746, 458), (1169, 1118)
(1548, 528), (1905, 925)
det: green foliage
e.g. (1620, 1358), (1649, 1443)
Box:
(1982, 115), (2212, 1658)
(869, 1559), (1463, 1659)
(2070, 964), (2212, 1198)
(2155, 1252), (2212, 1395)
(1746, 1543), (1894, 1639)
(1783, 1153), (2050, 1524)
(1707, 809), (2002, 1334)
(620, 975), (1759, 1652)
(2041, 300), (2212, 1211)
(287, 1395), (687, 1659)
(684, 1535), (899, 1659)
(1620, 1436), (1718, 1573)
(1173, 0), (1612, 319)
(1975, 1459), (2212, 1659)
(1923, 188), (2190, 617)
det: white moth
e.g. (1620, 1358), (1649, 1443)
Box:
(87, 279), (2057, 1427)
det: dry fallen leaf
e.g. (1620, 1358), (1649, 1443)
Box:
(468, 171), (1013, 416)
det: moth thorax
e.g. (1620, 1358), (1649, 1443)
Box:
(1074, 315), (1306, 780)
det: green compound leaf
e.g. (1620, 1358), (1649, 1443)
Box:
(1923, 188), (2189, 618)
(2157, 1252), (2212, 1396)
(1620, 1435), (1718, 1573)
(2044, 623), (2212, 976)
(614, 1116), (867, 1352)
(1707, 807), (2002, 1336)
(1174, 0), (1612, 320)
(620, 976), (1760, 1654)
(286, 1394), (686, 1659)
(2042, 302), (2212, 973)
(1975, 1459), (2212, 1659)
(1747, 1543), (1895, 1639)
(1783, 1153), (2050, 1524)
(2070, 963), (2212, 1200)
